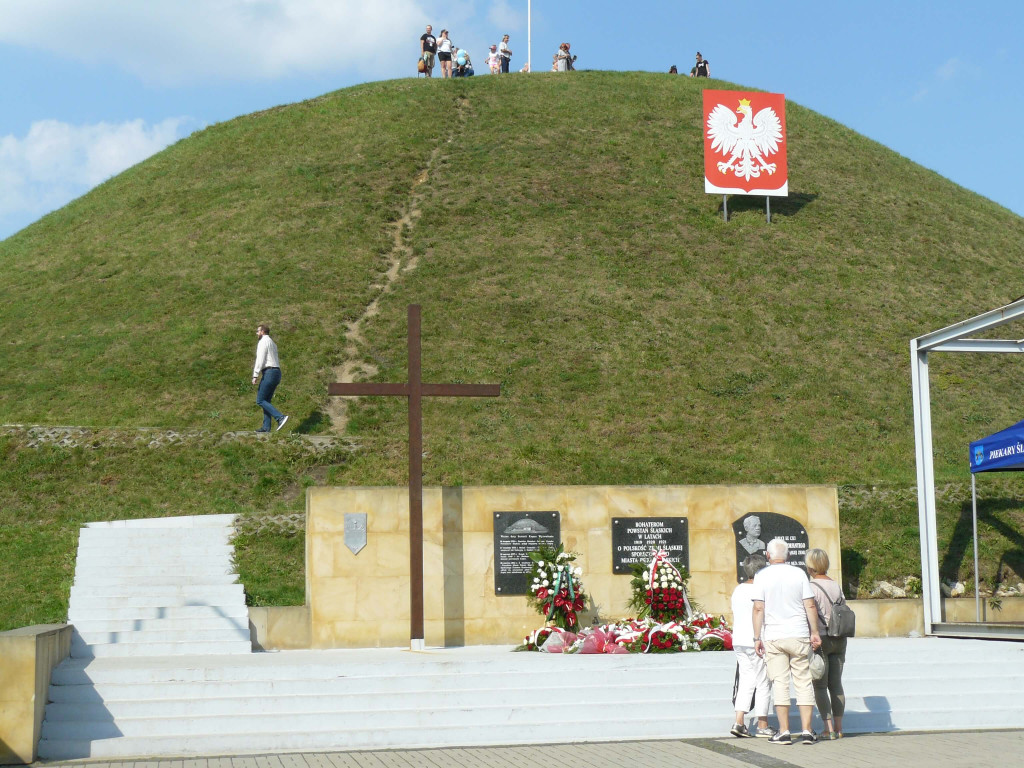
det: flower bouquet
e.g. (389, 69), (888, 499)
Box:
(518, 615), (732, 654)
(627, 550), (691, 623)
(525, 543), (586, 631)
(521, 626), (557, 651)
(686, 612), (733, 650)
(516, 548), (734, 654)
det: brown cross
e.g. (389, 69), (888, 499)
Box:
(328, 304), (500, 649)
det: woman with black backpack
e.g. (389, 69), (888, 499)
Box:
(806, 548), (849, 739)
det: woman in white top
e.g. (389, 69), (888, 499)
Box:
(806, 548), (847, 739)
(437, 30), (454, 78)
(729, 554), (775, 738)
(556, 43), (572, 72)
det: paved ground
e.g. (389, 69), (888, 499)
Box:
(33, 730), (1023, 768)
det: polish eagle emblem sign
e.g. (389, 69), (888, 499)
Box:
(703, 90), (787, 196)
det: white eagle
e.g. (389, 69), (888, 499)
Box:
(706, 99), (783, 181)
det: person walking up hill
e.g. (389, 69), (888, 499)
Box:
(252, 323), (289, 433)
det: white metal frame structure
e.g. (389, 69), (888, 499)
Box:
(911, 297), (1024, 634)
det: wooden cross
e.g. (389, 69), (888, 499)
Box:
(328, 304), (500, 650)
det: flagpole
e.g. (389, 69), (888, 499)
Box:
(527, 0), (532, 73)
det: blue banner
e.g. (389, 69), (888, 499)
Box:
(969, 419), (1024, 473)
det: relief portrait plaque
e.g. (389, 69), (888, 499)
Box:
(493, 511), (560, 596)
(733, 512), (809, 581)
(344, 513), (367, 555)
(612, 517), (689, 574)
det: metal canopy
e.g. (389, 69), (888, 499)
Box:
(911, 296), (1024, 634)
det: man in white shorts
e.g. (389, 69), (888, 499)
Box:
(752, 538), (822, 745)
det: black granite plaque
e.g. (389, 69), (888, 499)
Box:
(493, 511), (560, 595)
(612, 517), (689, 574)
(733, 512), (809, 581)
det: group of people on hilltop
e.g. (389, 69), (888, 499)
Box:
(419, 25), (513, 77)
(419, 27), (576, 77)
(669, 51), (711, 77)
(730, 536), (849, 745)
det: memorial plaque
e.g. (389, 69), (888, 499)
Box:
(493, 511), (560, 595)
(612, 517), (689, 574)
(732, 512), (809, 581)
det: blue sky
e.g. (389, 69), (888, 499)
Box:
(2, 1), (1021, 241)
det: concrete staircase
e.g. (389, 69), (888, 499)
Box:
(65, 515), (251, 659)
(37, 637), (1024, 760)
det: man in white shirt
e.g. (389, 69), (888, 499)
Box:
(499, 34), (511, 73)
(252, 324), (288, 432)
(752, 539), (821, 745)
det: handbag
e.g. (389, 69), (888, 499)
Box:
(812, 581), (856, 638)
(808, 649), (826, 681)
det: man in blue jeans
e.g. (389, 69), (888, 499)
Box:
(252, 324), (289, 432)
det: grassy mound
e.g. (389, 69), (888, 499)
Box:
(3, 71), (1023, 629)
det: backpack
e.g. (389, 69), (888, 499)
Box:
(812, 581), (856, 638)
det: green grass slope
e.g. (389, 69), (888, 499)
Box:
(3, 71), (1024, 629)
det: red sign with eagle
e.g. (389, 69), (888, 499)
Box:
(703, 90), (787, 196)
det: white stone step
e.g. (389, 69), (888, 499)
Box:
(40, 687), (722, 737)
(73, 573), (239, 588)
(48, 663), (718, 695)
(73, 561), (236, 574)
(71, 583), (244, 599)
(72, 615), (249, 633)
(85, 515), (237, 529)
(44, 670), (721, 706)
(78, 529), (232, 541)
(75, 543), (234, 557)
(69, 589), (244, 609)
(36, 712), (722, 762)
(68, 604), (249, 623)
(73, 627), (251, 648)
(72, 559), (236, 574)
(70, 640), (253, 659)
(74, 545), (235, 561)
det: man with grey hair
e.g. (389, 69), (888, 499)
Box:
(752, 538), (821, 745)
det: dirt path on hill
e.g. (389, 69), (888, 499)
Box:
(326, 97), (470, 433)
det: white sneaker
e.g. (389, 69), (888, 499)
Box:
(276, 415), (289, 431)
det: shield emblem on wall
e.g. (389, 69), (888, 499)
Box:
(344, 513), (367, 555)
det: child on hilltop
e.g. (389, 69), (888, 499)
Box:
(454, 48), (474, 77)
(486, 44), (500, 74)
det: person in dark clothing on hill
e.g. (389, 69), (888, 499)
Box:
(691, 51), (710, 77)
(420, 25), (437, 77)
